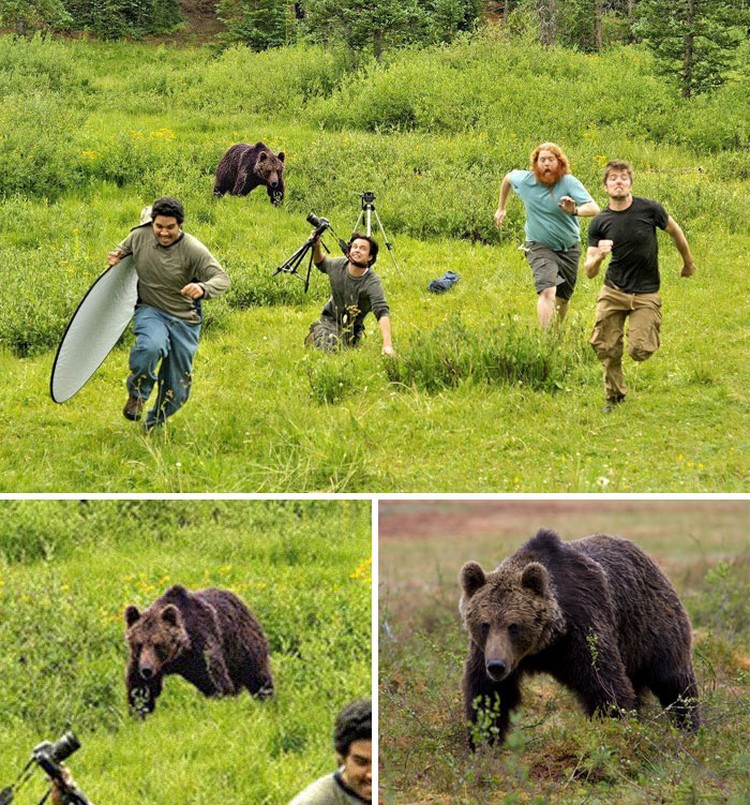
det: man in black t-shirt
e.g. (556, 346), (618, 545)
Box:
(585, 160), (696, 411)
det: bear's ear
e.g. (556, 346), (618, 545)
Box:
(161, 604), (182, 627)
(521, 562), (549, 597)
(125, 605), (141, 627)
(257, 151), (269, 162)
(278, 151), (285, 163)
(459, 561), (487, 600)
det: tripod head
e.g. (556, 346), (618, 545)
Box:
(352, 191), (400, 271)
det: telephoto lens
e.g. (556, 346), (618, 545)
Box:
(306, 212), (322, 228)
(49, 731), (81, 762)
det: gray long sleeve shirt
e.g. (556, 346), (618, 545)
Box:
(119, 224), (230, 324)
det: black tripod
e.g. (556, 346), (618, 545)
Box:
(352, 191), (399, 271)
(272, 214), (347, 293)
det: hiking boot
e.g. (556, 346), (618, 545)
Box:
(123, 395), (145, 421)
(603, 394), (626, 414)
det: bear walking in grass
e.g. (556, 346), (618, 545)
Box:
(213, 142), (285, 205)
(459, 529), (700, 748)
(125, 585), (273, 716)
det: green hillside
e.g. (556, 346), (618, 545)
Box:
(0, 34), (748, 491)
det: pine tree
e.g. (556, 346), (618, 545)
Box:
(217, 0), (295, 50)
(0, 0), (71, 34)
(635, 0), (749, 97)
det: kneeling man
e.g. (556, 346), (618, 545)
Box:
(306, 232), (394, 355)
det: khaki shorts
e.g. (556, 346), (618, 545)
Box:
(524, 241), (581, 300)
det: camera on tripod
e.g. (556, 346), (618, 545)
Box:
(274, 211), (345, 293)
(305, 211), (330, 233)
(32, 732), (80, 785)
(0, 731), (93, 805)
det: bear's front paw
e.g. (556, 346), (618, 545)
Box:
(129, 687), (153, 718)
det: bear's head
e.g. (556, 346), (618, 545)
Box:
(459, 559), (565, 682)
(254, 149), (285, 205)
(125, 602), (191, 682)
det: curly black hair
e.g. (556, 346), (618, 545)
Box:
(334, 699), (371, 757)
(151, 196), (185, 224)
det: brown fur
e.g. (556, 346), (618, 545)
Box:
(124, 584), (273, 716)
(459, 529), (700, 747)
(213, 142), (285, 205)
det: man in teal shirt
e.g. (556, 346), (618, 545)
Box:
(495, 142), (599, 327)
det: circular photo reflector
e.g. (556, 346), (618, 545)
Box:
(50, 257), (138, 403)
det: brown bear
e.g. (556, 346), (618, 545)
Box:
(459, 529), (700, 748)
(124, 584), (273, 716)
(213, 142), (285, 205)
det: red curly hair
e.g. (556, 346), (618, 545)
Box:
(530, 142), (570, 185)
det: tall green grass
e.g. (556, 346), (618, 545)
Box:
(0, 500), (371, 804)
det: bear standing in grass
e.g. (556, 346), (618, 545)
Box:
(213, 142), (285, 205)
(125, 584), (273, 716)
(459, 529), (700, 747)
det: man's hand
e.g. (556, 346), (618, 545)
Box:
(382, 345), (396, 357)
(681, 262), (696, 278)
(107, 248), (124, 266)
(584, 240), (613, 279)
(494, 208), (507, 230)
(557, 195), (577, 215)
(180, 283), (205, 299)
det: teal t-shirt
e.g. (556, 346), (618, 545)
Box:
(509, 169), (593, 251)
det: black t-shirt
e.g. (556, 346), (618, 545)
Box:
(588, 196), (669, 293)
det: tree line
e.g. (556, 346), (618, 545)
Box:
(1, 0), (748, 97)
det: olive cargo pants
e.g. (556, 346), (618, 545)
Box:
(589, 285), (662, 400)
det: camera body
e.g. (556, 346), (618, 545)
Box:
(33, 732), (80, 784)
(360, 191), (376, 207)
(306, 212), (330, 234)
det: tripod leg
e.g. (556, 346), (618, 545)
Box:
(373, 208), (399, 272)
(304, 250), (315, 293)
(273, 239), (313, 277)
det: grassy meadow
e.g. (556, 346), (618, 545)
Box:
(378, 499), (750, 803)
(0, 499), (371, 804)
(1, 33), (749, 492)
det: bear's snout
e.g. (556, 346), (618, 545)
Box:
(485, 659), (509, 681)
(139, 664), (155, 680)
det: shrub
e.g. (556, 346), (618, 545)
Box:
(383, 314), (589, 393)
(689, 559), (750, 643)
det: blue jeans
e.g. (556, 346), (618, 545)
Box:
(127, 305), (201, 428)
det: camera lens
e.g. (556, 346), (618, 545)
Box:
(50, 731), (80, 762)
(306, 212), (321, 228)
